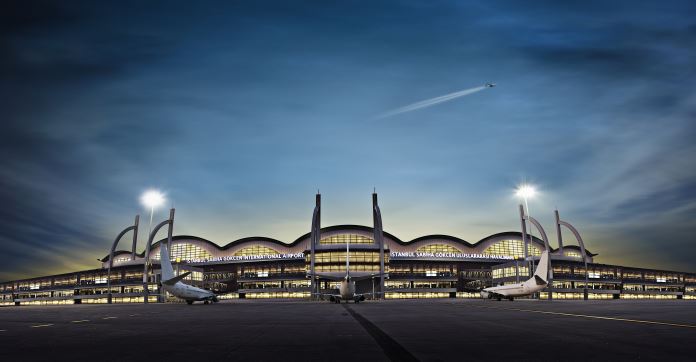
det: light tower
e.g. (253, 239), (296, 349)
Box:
(140, 190), (166, 302)
(516, 184), (536, 276)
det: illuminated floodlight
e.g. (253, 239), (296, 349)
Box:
(141, 190), (166, 209)
(516, 185), (536, 199)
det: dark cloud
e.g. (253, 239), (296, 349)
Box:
(2, 0), (696, 280)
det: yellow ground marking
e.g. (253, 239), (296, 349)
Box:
(471, 304), (696, 329)
(30, 324), (53, 328)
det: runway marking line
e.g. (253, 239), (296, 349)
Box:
(128, 314), (138, 317)
(469, 304), (696, 329)
(71, 320), (89, 323)
(102, 316), (117, 320)
(30, 324), (53, 328)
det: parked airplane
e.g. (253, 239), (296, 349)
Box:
(160, 240), (218, 305)
(480, 250), (549, 301)
(308, 240), (385, 303)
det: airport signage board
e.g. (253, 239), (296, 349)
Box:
(185, 252), (305, 264)
(389, 252), (514, 260)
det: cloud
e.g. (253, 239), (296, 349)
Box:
(2, 1), (696, 280)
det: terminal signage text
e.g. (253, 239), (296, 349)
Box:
(186, 252), (305, 264)
(389, 251), (513, 260)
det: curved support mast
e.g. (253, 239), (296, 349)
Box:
(556, 210), (590, 300)
(373, 192), (385, 299)
(519, 205), (531, 278)
(309, 193), (320, 298)
(106, 215), (139, 304)
(520, 205), (553, 300)
(142, 208), (175, 303)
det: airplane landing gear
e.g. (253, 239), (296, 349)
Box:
(186, 300), (194, 305)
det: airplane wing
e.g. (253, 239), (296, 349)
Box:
(350, 272), (389, 282)
(306, 272), (345, 281)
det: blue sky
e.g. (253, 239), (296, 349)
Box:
(2, 0), (696, 280)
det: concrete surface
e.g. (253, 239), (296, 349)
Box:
(1, 299), (694, 361)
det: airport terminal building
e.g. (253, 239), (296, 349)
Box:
(2, 194), (695, 306)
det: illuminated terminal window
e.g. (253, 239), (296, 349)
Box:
(456, 292), (480, 298)
(313, 251), (384, 264)
(564, 250), (581, 258)
(412, 264), (453, 276)
(416, 244), (462, 254)
(540, 292), (614, 300)
(113, 256), (131, 264)
(385, 292), (449, 299)
(484, 240), (540, 258)
(234, 245), (280, 256)
(492, 266), (529, 279)
(385, 281), (410, 289)
(315, 264), (381, 272)
(246, 292), (309, 299)
(177, 270), (203, 281)
(320, 234), (373, 244)
(621, 294), (677, 300)
(151, 243), (212, 261)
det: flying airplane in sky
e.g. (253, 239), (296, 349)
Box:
(480, 250), (549, 301)
(160, 240), (219, 305)
(485, 82), (496, 87)
(308, 241), (385, 303)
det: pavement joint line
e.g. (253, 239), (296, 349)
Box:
(468, 304), (696, 329)
(30, 324), (53, 328)
(71, 320), (90, 323)
(343, 304), (419, 362)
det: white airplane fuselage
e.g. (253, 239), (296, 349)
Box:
(160, 242), (217, 304)
(481, 250), (550, 300)
(338, 278), (357, 301)
(480, 277), (545, 298)
(162, 281), (216, 302)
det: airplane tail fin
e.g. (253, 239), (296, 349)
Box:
(162, 271), (191, 286)
(532, 251), (549, 284)
(159, 241), (176, 282)
(346, 238), (350, 278)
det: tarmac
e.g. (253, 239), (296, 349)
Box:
(1, 299), (695, 361)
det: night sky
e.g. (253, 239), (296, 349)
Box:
(2, 1), (696, 281)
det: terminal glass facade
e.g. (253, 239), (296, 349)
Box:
(484, 239), (541, 258)
(416, 244), (462, 253)
(320, 234), (373, 244)
(234, 245), (280, 256)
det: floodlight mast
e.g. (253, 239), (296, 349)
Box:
(140, 190), (166, 303)
(516, 184), (536, 276)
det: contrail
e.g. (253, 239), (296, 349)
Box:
(374, 85), (487, 119)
